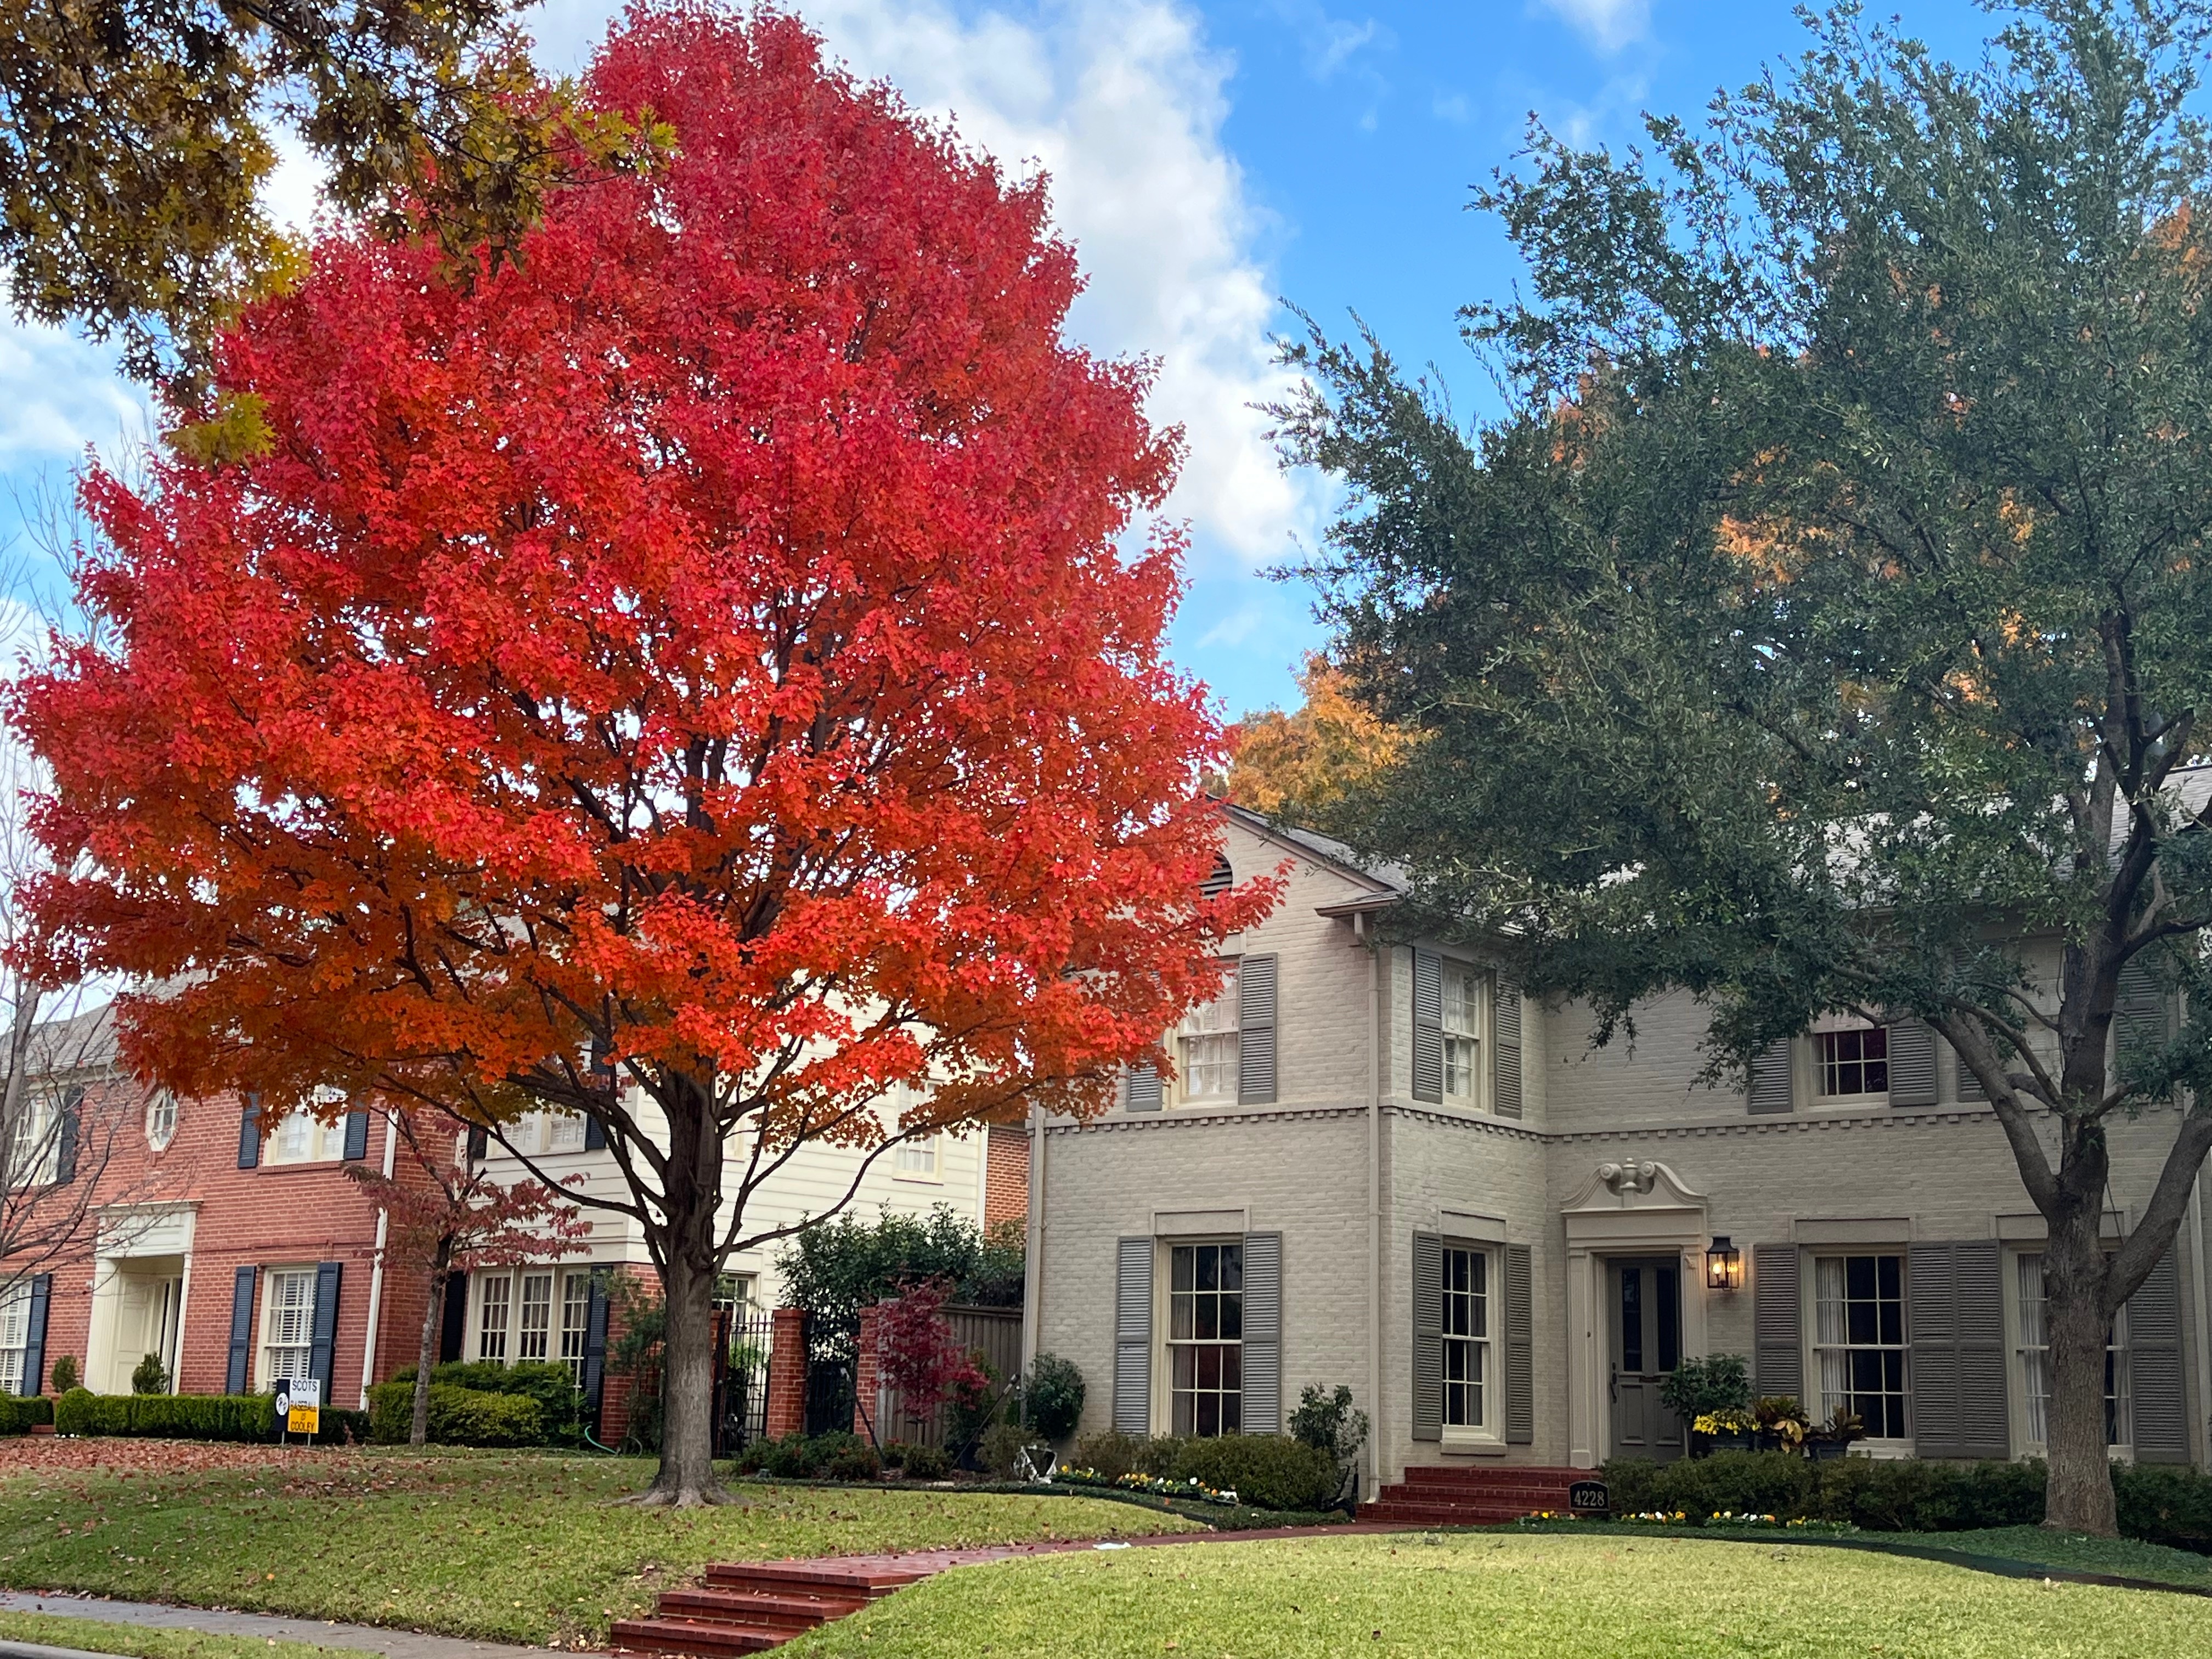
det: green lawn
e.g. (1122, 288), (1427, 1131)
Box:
(783, 1533), (2212, 1658)
(0, 1451), (1199, 1646)
(0, 1611), (357, 1659)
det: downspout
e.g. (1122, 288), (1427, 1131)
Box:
(1021, 1097), (1044, 1372)
(358, 1113), (398, 1408)
(1366, 919), (1383, 1502)
(2193, 1156), (2210, 1466)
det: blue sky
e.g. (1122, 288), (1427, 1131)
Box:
(0, 0), (2004, 719)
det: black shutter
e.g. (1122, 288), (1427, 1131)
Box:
(2129, 1245), (2188, 1463)
(1238, 955), (1277, 1105)
(466, 1123), (488, 1163)
(1410, 1230), (1442, 1440)
(582, 1270), (611, 1428)
(1504, 1243), (1533, 1443)
(1748, 1039), (1794, 1115)
(20, 1275), (50, 1397)
(308, 1261), (343, 1398)
(1124, 1063), (1163, 1113)
(342, 1108), (370, 1161)
(52, 1087), (81, 1184)
(1887, 1020), (1938, 1107)
(1412, 951), (1442, 1104)
(438, 1269), (468, 1362)
(237, 1094), (262, 1169)
(1753, 1244), (1802, 1398)
(1113, 1238), (1153, 1434)
(1909, 1240), (2008, 1459)
(583, 1115), (607, 1152)
(1493, 982), (1523, 1119)
(1241, 1232), (1281, 1432)
(225, 1266), (258, 1394)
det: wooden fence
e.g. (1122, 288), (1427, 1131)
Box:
(871, 1303), (1024, 1450)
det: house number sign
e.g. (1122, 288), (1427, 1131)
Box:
(1567, 1480), (1610, 1516)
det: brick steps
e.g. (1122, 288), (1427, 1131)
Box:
(612, 1562), (928, 1655)
(1358, 1464), (1586, 1527)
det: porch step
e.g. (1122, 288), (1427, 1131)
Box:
(702, 1561), (928, 1598)
(657, 1588), (867, 1632)
(1359, 1500), (1550, 1526)
(612, 1561), (933, 1655)
(1399, 1463), (1585, 1486)
(610, 1618), (786, 1657)
(1356, 1463), (1588, 1527)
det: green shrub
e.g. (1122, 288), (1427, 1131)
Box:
(1148, 1434), (1341, 1512)
(366, 1381), (542, 1446)
(0, 1395), (54, 1433)
(390, 1361), (582, 1443)
(1658, 1353), (1751, 1420)
(57, 1390), (268, 1441)
(47, 1356), (77, 1394)
(979, 1420), (1043, 1480)
(129, 1353), (170, 1396)
(2115, 1463), (2212, 1553)
(900, 1443), (952, 1480)
(1289, 1384), (1369, 1471)
(824, 1442), (881, 1481)
(1600, 1452), (2052, 1534)
(1073, 1429), (1148, 1481)
(1020, 1355), (1085, 1442)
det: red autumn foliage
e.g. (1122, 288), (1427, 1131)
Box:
(10, 4), (1278, 1500)
(876, 1278), (987, 1419)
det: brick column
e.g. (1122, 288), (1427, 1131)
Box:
(851, 1302), (881, 1440)
(765, 1307), (808, 1440)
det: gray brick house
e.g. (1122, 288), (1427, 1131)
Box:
(1025, 805), (2209, 1490)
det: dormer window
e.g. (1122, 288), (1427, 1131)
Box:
(1200, 855), (1233, 899)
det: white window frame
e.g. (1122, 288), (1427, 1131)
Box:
(145, 1089), (179, 1152)
(0, 1282), (30, 1394)
(892, 1133), (942, 1182)
(514, 1268), (556, 1363)
(1160, 1238), (1243, 1437)
(259, 1266), (318, 1389)
(2007, 1248), (2132, 1460)
(546, 1111), (586, 1154)
(1810, 1018), (1891, 1107)
(1440, 1241), (1500, 1446)
(558, 1270), (593, 1384)
(267, 1104), (348, 1165)
(1808, 1252), (1912, 1449)
(475, 1271), (512, 1362)
(1441, 964), (1486, 1108)
(8, 1093), (57, 1187)
(1175, 966), (1240, 1106)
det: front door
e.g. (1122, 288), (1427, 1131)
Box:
(1608, 1256), (1684, 1462)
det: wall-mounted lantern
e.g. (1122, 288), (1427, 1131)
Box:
(1706, 1235), (1745, 1292)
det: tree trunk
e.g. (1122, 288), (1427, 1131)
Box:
(2040, 1204), (2117, 1534)
(639, 1249), (730, 1505)
(412, 1240), (452, 1448)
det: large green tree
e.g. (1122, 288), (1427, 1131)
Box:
(1278, 0), (2212, 1533)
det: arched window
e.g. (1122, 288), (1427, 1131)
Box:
(1200, 855), (1233, 899)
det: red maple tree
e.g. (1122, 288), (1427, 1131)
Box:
(13, 4), (1275, 1502)
(347, 1108), (590, 1447)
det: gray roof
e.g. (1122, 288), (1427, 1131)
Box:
(1221, 800), (1409, 895)
(18, 998), (118, 1078)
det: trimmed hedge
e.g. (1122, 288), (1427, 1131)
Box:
(388, 1361), (582, 1444)
(0, 1395), (54, 1433)
(366, 1381), (545, 1446)
(1600, 1452), (2212, 1554)
(1139, 1434), (1341, 1513)
(52, 1389), (365, 1443)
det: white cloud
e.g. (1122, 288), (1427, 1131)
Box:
(524, 0), (1317, 571)
(1537, 0), (1648, 53)
(0, 312), (148, 465)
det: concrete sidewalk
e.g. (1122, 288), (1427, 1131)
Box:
(0, 1592), (565, 1659)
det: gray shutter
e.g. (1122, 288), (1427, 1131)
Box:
(1888, 1020), (1938, 1107)
(1240, 1231), (1281, 1433)
(1238, 955), (1278, 1105)
(582, 1271), (611, 1428)
(2116, 955), (2173, 1090)
(20, 1275), (49, 1397)
(53, 1087), (81, 1184)
(1753, 1244), (1802, 1398)
(1113, 1238), (1153, 1434)
(1748, 1039), (1794, 1115)
(1504, 1243), (1533, 1443)
(1493, 981), (1523, 1120)
(237, 1094), (262, 1169)
(342, 1107), (370, 1161)
(1908, 1240), (2008, 1459)
(1124, 1063), (1163, 1113)
(1410, 1230), (1442, 1440)
(2129, 1245), (2188, 1463)
(225, 1266), (258, 1394)
(1412, 951), (1442, 1104)
(1953, 1042), (1989, 1101)
(308, 1261), (343, 1398)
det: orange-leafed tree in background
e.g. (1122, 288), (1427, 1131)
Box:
(1226, 652), (1420, 828)
(12, 3), (1275, 1504)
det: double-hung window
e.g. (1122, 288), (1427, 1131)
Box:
(1442, 967), (1483, 1105)
(262, 1268), (318, 1386)
(0, 1282), (29, 1393)
(1813, 1254), (1909, 1439)
(8, 1094), (55, 1186)
(1815, 1026), (1889, 1102)
(893, 1135), (941, 1180)
(1177, 969), (1240, 1104)
(516, 1271), (556, 1362)
(1441, 1245), (1492, 1431)
(559, 1272), (594, 1384)
(477, 1273), (512, 1361)
(2016, 1252), (2130, 1451)
(1167, 1241), (1242, 1436)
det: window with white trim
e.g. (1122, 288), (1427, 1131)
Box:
(1167, 1240), (1242, 1436)
(1442, 966), (1484, 1105)
(1813, 1254), (1909, 1440)
(548, 1111), (587, 1153)
(893, 1135), (941, 1180)
(145, 1090), (178, 1152)
(1441, 1244), (1493, 1431)
(477, 1273), (511, 1361)
(1176, 968), (1240, 1104)
(8, 1093), (56, 1186)
(261, 1268), (318, 1386)
(1815, 1026), (1889, 1101)
(559, 1272), (593, 1384)
(515, 1270), (555, 1362)
(0, 1282), (29, 1394)
(268, 1111), (347, 1165)
(2016, 1252), (2130, 1451)
(475, 1267), (593, 1374)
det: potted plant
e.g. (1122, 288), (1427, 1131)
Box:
(1752, 1395), (1811, 1453)
(1691, 1406), (1756, 1451)
(1658, 1353), (1751, 1457)
(1805, 1406), (1865, 1461)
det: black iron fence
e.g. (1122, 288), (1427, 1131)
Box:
(714, 1306), (776, 1454)
(803, 1311), (859, 1438)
